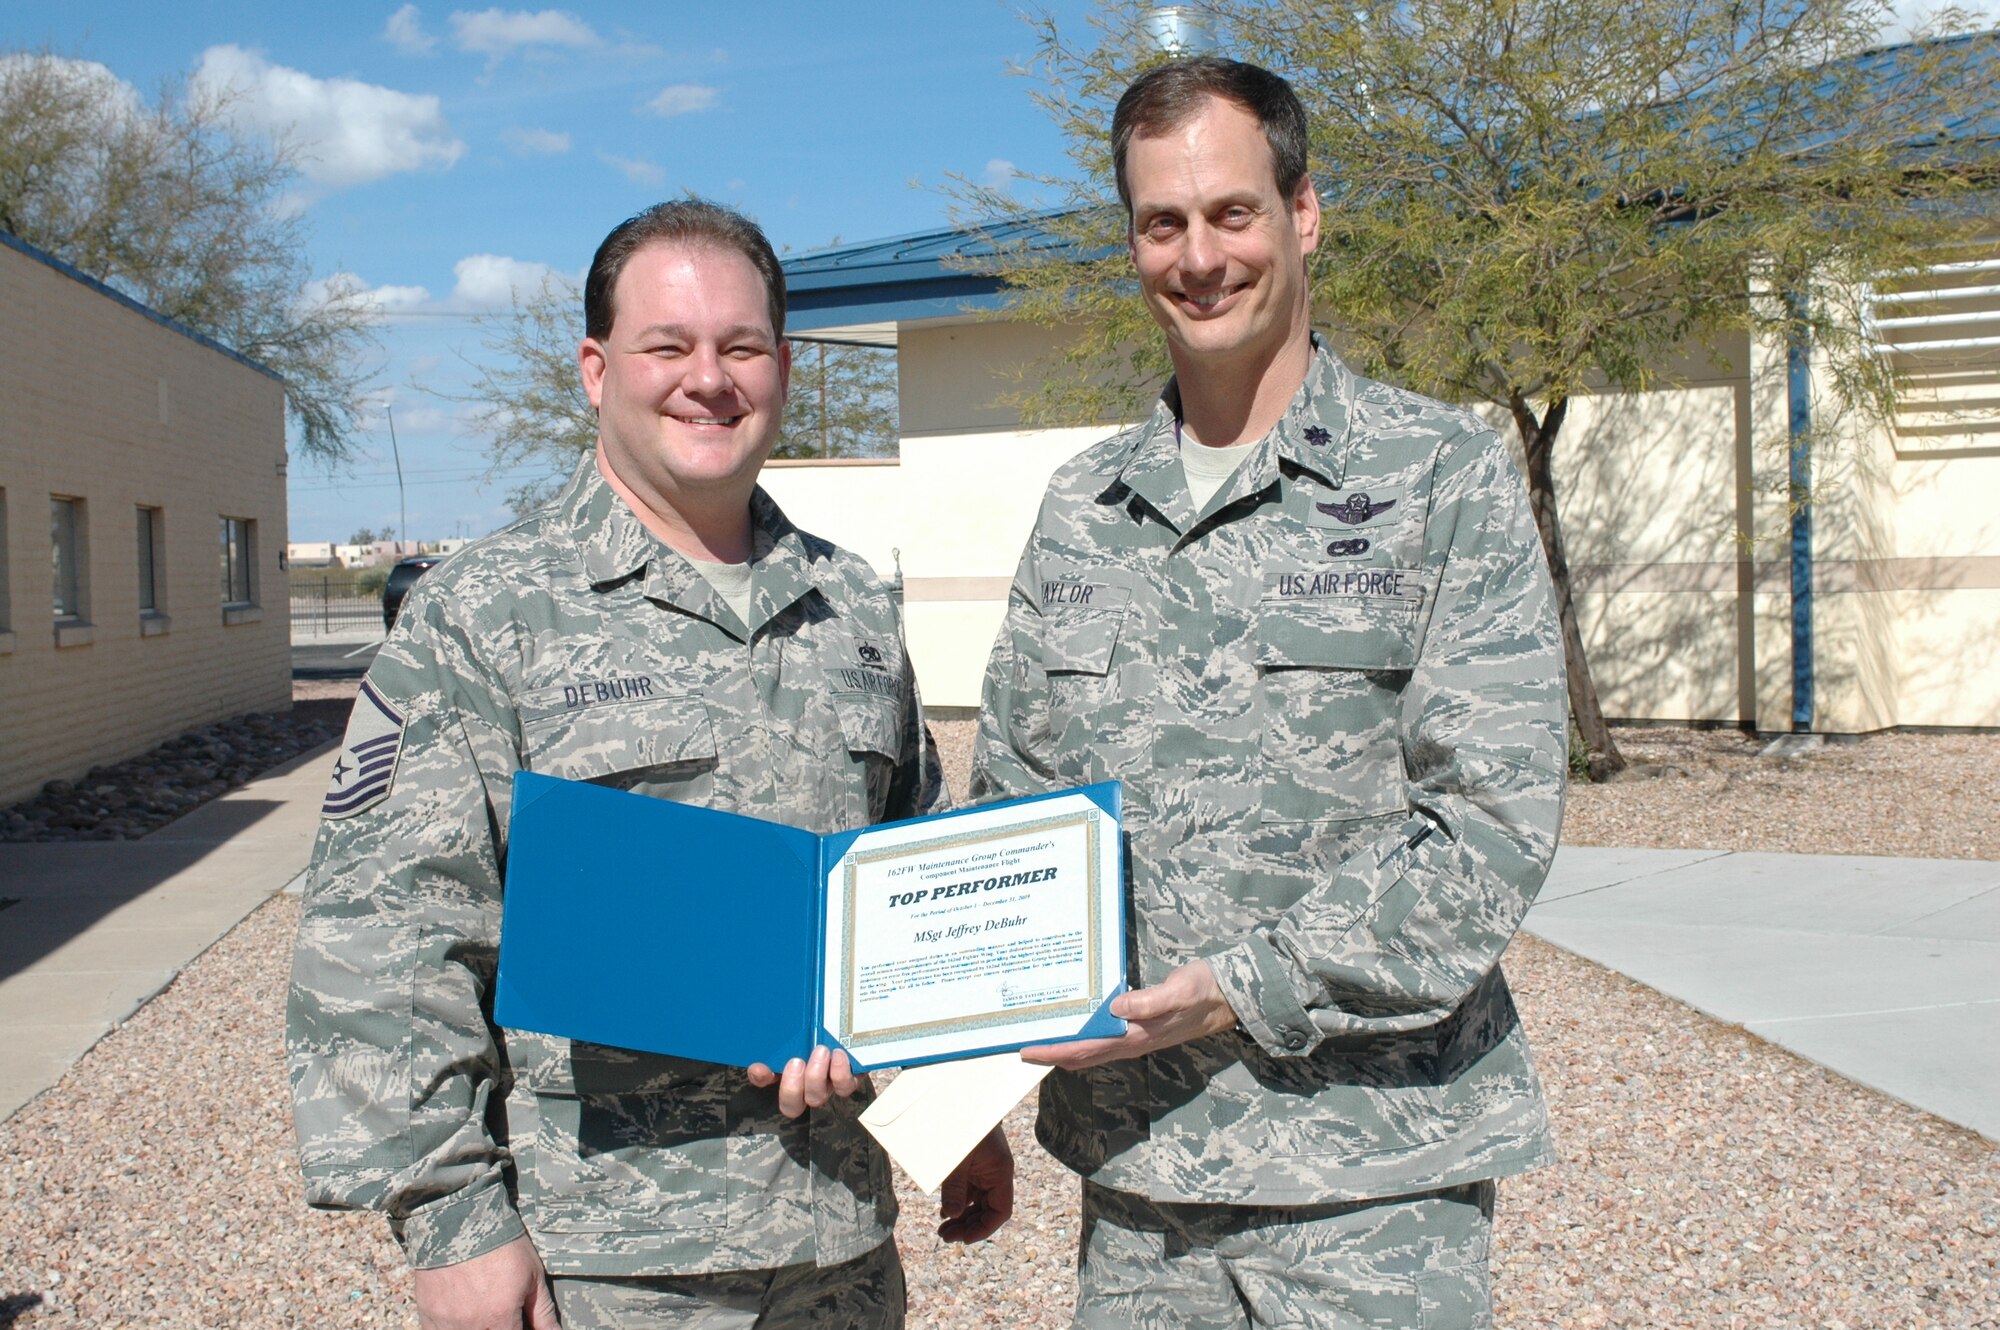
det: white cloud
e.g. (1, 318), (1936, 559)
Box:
(502, 126), (572, 155)
(384, 4), (437, 55)
(300, 258), (573, 324)
(1879, 0), (2000, 37)
(981, 158), (1018, 190)
(194, 45), (464, 189)
(450, 253), (569, 308)
(643, 83), (719, 117)
(0, 53), (143, 121)
(450, 7), (604, 57)
(597, 150), (665, 185)
(299, 272), (433, 320)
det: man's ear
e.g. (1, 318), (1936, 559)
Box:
(1293, 177), (1322, 258)
(578, 337), (607, 410)
(777, 337), (792, 400)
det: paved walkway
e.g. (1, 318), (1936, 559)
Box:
(1526, 846), (2000, 1141)
(3, 761), (1996, 1142)
(0, 745), (328, 1120)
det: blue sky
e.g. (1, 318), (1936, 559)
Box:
(6, 2), (1105, 544)
(11, 2), (1982, 544)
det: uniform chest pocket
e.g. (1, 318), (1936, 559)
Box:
(1255, 607), (1417, 824)
(830, 690), (901, 759)
(1039, 608), (1127, 774)
(521, 693), (716, 789)
(1042, 606), (1125, 675)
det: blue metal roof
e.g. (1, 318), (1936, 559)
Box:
(784, 209), (1110, 332)
(783, 32), (2000, 333)
(0, 228), (284, 383)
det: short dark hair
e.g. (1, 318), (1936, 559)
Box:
(583, 199), (787, 341)
(1111, 56), (1309, 216)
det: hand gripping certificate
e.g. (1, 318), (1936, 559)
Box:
(495, 772), (1125, 1072)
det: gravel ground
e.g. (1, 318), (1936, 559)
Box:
(2, 711), (1994, 1327)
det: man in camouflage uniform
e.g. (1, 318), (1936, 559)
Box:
(289, 200), (1011, 1330)
(973, 58), (1566, 1329)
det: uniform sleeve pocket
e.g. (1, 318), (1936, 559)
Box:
(521, 694), (715, 783)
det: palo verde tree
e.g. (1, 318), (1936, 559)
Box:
(0, 50), (377, 463)
(453, 277), (602, 516)
(456, 278), (899, 516)
(963, 0), (2000, 777)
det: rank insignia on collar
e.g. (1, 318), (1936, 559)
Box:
(1304, 425), (1331, 447)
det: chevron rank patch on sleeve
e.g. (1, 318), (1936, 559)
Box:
(321, 680), (406, 819)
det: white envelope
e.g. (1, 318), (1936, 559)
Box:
(860, 1054), (1052, 1195)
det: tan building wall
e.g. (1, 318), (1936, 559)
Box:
(768, 306), (1999, 730)
(0, 236), (291, 806)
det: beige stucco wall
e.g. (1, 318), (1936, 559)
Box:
(764, 305), (1998, 731)
(0, 241), (291, 806)
(760, 426), (1110, 709)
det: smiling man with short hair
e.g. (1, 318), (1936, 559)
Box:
(289, 199), (1010, 1330)
(974, 58), (1568, 1329)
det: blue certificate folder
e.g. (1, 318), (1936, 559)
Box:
(494, 772), (1126, 1073)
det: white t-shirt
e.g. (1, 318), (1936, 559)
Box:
(688, 555), (753, 627)
(1180, 428), (1261, 510)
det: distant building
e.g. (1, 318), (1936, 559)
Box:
(325, 540), (421, 569)
(0, 231), (291, 806)
(286, 541), (337, 568)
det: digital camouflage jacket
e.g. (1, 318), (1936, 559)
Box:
(288, 458), (946, 1275)
(972, 341), (1566, 1205)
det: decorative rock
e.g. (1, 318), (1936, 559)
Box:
(1, 705), (344, 843)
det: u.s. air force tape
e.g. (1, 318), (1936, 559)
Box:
(1263, 567), (1424, 605)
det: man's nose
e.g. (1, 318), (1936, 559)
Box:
(683, 344), (730, 395)
(1179, 219), (1225, 281)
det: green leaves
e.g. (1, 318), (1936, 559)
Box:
(0, 49), (376, 463)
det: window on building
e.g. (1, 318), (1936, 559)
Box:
(219, 515), (255, 606)
(52, 496), (86, 620)
(777, 339), (900, 460)
(137, 506), (163, 612)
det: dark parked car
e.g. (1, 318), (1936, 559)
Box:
(382, 555), (444, 631)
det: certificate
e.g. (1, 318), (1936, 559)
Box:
(824, 787), (1123, 1067)
(495, 772), (1124, 1071)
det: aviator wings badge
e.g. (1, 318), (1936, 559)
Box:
(1314, 492), (1397, 526)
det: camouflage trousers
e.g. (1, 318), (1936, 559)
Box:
(548, 1241), (904, 1330)
(1074, 1180), (1495, 1330)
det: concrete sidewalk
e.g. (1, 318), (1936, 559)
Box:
(1526, 846), (2000, 1141)
(0, 743), (332, 1120)
(4, 762), (1996, 1142)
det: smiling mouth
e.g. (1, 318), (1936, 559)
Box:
(1177, 284), (1247, 312)
(675, 414), (743, 426)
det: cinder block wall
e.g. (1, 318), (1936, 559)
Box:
(0, 238), (291, 806)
